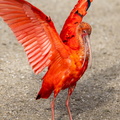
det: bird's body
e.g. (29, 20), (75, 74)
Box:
(40, 47), (88, 98)
(0, 0), (93, 119)
(39, 23), (91, 99)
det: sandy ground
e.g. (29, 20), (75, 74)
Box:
(0, 0), (120, 120)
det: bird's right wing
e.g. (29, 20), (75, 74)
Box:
(60, 0), (93, 47)
(0, 0), (69, 74)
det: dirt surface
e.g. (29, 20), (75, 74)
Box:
(0, 0), (120, 120)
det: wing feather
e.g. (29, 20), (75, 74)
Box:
(0, 0), (68, 74)
(60, 0), (93, 44)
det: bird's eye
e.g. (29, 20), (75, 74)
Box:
(83, 30), (87, 33)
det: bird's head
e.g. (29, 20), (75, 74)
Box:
(77, 22), (92, 39)
(75, 22), (92, 50)
(63, 22), (92, 50)
(77, 22), (92, 67)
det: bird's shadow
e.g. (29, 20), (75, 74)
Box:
(55, 63), (119, 120)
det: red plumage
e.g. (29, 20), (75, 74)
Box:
(0, 0), (93, 119)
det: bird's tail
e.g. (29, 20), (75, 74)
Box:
(36, 82), (53, 100)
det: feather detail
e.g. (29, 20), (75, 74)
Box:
(0, 0), (68, 74)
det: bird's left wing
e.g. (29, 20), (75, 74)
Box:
(0, 0), (69, 74)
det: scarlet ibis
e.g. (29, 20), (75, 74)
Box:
(0, 0), (93, 120)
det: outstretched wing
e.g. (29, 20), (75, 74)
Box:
(0, 0), (68, 74)
(60, 0), (93, 43)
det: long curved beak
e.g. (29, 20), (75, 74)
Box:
(83, 34), (92, 68)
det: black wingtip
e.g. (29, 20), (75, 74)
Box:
(75, 10), (84, 17)
(86, 0), (91, 11)
(36, 94), (41, 100)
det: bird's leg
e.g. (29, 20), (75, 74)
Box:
(51, 97), (56, 120)
(51, 89), (60, 120)
(66, 93), (72, 120)
(66, 86), (75, 120)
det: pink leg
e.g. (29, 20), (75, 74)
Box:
(66, 94), (72, 120)
(66, 86), (76, 120)
(51, 89), (61, 120)
(51, 97), (56, 120)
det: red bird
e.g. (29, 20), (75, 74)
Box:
(0, 0), (93, 120)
